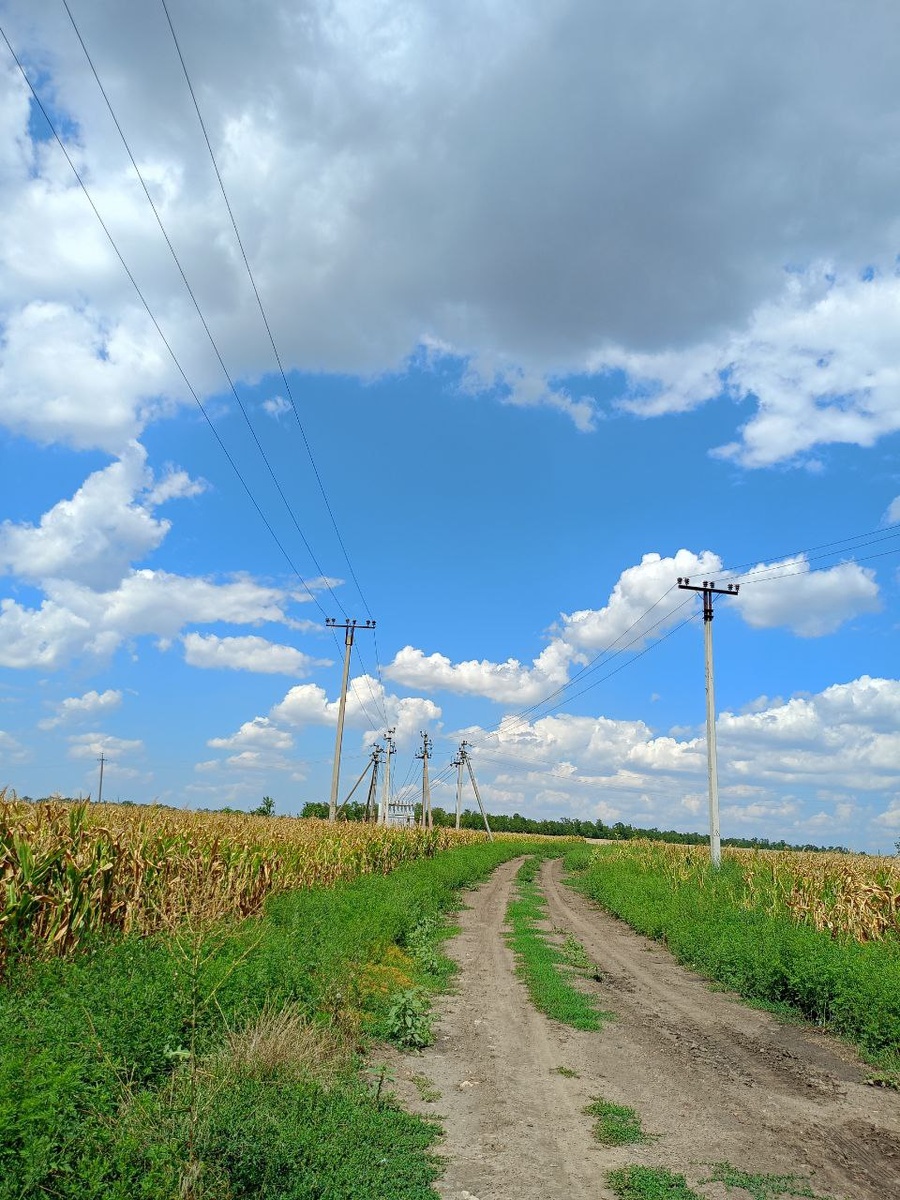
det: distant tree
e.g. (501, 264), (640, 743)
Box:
(251, 796), (276, 817)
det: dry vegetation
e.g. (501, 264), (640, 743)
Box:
(603, 839), (900, 944)
(0, 791), (487, 963)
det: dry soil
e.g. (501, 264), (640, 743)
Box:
(387, 855), (900, 1200)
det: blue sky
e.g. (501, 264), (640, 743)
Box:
(1, 0), (899, 850)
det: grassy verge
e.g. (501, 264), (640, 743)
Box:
(566, 845), (900, 1076)
(504, 855), (609, 1031)
(0, 838), (533, 1199)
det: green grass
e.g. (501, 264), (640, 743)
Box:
(567, 845), (900, 1075)
(584, 1097), (647, 1145)
(0, 838), (536, 1199)
(606, 1165), (701, 1199)
(551, 1064), (580, 1078)
(702, 1162), (831, 1200)
(504, 856), (610, 1031)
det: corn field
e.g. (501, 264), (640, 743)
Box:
(601, 839), (900, 944)
(0, 792), (486, 965)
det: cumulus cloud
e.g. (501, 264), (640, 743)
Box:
(451, 675), (900, 840)
(385, 546), (883, 708)
(732, 555), (880, 636)
(0, 730), (31, 765)
(39, 688), (123, 729)
(67, 731), (143, 760)
(0, 569), (301, 670)
(385, 640), (571, 704)
(208, 718), (293, 753)
(0, 443), (204, 590)
(270, 674), (440, 745)
(183, 633), (329, 675)
(3, 3), (900, 460)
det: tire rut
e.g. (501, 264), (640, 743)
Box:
(542, 856), (900, 1200)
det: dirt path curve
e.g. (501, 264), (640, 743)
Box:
(390, 856), (900, 1200)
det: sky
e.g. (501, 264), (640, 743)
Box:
(1, 0), (899, 851)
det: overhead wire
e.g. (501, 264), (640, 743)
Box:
(0, 23), (331, 621)
(57, 2), (388, 729)
(156, 0), (390, 716)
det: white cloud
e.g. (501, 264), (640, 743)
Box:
(67, 732), (143, 760)
(0, 443), (204, 590)
(3, 3), (900, 457)
(385, 640), (571, 704)
(452, 675), (900, 839)
(39, 688), (123, 730)
(0, 569), (300, 670)
(262, 395), (291, 419)
(384, 546), (883, 710)
(0, 730), (31, 765)
(607, 267), (900, 467)
(732, 555), (880, 636)
(208, 718), (293, 753)
(885, 497), (900, 525)
(183, 632), (329, 675)
(270, 674), (440, 745)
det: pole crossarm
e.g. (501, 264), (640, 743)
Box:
(676, 577), (739, 867)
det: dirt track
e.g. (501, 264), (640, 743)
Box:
(389, 856), (900, 1200)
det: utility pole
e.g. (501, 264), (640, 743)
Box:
(459, 741), (493, 841)
(379, 728), (396, 825)
(416, 731), (432, 829)
(326, 618), (376, 822)
(677, 577), (740, 868)
(97, 752), (106, 804)
(364, 745), (382, 822)
(452, 748), (464, 830)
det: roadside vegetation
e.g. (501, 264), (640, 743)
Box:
(0, 794), (488, 965)
(567, 840), (900, 1075)
(0, 837), (534, 1199)
(504, 855), (609, 1031)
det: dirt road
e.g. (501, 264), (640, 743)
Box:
(390, 856), (900, 1200)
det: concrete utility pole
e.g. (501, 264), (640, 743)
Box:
(459, 741), (494, 841)
(379, 728), (396, 825)
(97, 752), (106, 804)
(452, 748), (464, 830)
(676, 577), (740, 868)
(364, 745), (382, 822)
(417, 731), (433, 829)
(326, 618), (376, 822)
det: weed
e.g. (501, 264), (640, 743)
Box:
(385, 988), (434, 1049)
(410, 1073), (442, 1102)
(702, 1161), (831, 1199)
(561, 932), (594, 971)
(584, 1097), (647, 1145)
(505, 856), (611, 1031)
(607, 1165), (702, 1199)
(552, 1065), (580, 1078)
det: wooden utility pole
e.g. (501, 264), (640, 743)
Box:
(416, 731), (433, 829)
(326, 618), (375, 822)
(97, 751), (106, 804)
(676, 577), (739, 868)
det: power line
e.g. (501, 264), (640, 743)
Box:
(60, 0), (349, 622)
(0, 22), (332, 621)
(156, 0), (392, 706)
(158, 0), (374, 623)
